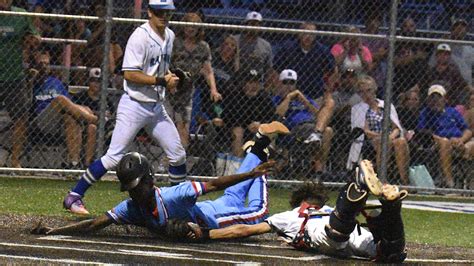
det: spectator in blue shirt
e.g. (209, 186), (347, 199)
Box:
(274, 69), (335, 172)
(274, 22), (335, 100)
(30, 50), (98, 168)
(417, 84), (472, 188)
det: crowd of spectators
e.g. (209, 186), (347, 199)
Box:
(0, 1), (473, 188)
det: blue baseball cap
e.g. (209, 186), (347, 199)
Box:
(149, 0), (175, 10)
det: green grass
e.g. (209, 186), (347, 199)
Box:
(0, 176), (473, 248)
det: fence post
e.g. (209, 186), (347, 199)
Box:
(380, 0), (399, 182)
(97, 0), (113, 157)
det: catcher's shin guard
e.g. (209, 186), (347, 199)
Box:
(367, 197), (407, 263)
(325, 182), (368, 242)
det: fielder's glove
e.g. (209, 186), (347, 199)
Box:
(170, 67), (192, 94)
(165, 219), (207, 241)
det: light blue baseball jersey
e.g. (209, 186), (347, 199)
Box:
(106, 153), (269, 231)
(107, 181), (209, 232)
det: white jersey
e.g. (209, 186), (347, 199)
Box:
(122, 22), (175, 103)
(266, 206), (376, 258)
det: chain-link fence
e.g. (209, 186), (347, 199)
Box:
(0, 0), (473, 194)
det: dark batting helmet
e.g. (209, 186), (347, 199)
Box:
(117, 152), (154, 191)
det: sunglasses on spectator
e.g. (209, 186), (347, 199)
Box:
(282, 80), (296, 85)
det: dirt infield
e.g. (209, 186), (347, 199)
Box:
(0, 214), (473, 264)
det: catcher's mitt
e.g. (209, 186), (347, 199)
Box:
(170, 67), (192, 94)
(165, 219), (205, 241)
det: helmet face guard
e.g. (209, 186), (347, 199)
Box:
(117, 152), (154, 192)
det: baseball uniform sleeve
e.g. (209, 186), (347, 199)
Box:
(106, 199), (144, 226)
(265, 209), (301, 236)
(160, 181), (208, 208)
(122, 28), (147, 72)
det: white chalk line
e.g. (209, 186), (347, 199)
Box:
(0, 241), (254, 264)
(0, 253), (102, 264)
(220, 242), (291, 250)
(405, 258), (474, 263)
(39, 236), (474, 264)
(39, 235), (327, 261)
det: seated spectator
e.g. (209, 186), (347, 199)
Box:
(82, 2), (123, 74)
(393, 17), (430, 100)
(0, 0), (40, 168)
(29, 50), (98, 168)
(169, 12), (222, 148)
(331, 26), (373, 75)
(274, 22), (335, 99)
(273, 69), (335, 172)
(70, 68), (112, 167)
(329, 67), (362, 171)
(423, 44), (469, 107)
(201, 35), (240, 126)
(362, 14), (388, 94)
(68, 8), (92, 81)
(463, 90), (474, 160)
(351, 75), (409, 185)
(32, 0), (60, 37)
(417, 85), (473, 188)
(397, 88), (420, 134)
(332, 67), (362, 112)
(221, 68), (275, 158)
(212, 34), (240, 97)
(233, 11), (277, 89)
(448, 19), (473, 86)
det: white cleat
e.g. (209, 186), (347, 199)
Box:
(355, 160), (383, 197)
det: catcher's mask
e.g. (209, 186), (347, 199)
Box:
(117, 152), (154, 192)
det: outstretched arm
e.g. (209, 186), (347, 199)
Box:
(203, 161), (275, 193)
(32, 214), (114, 235)
(209, 222), (272, 240)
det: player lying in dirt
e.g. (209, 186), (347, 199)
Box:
(31, 121), (408, 263)
(201, 165), (409, 263)
(31, 122), (289, 236)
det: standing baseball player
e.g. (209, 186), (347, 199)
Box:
(63, 0), (187, 215)
(201, 161), (408, 263)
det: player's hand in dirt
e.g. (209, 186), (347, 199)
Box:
(186, 222), (204, 240)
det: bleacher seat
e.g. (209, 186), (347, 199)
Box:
(399, 0), (446, 29)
